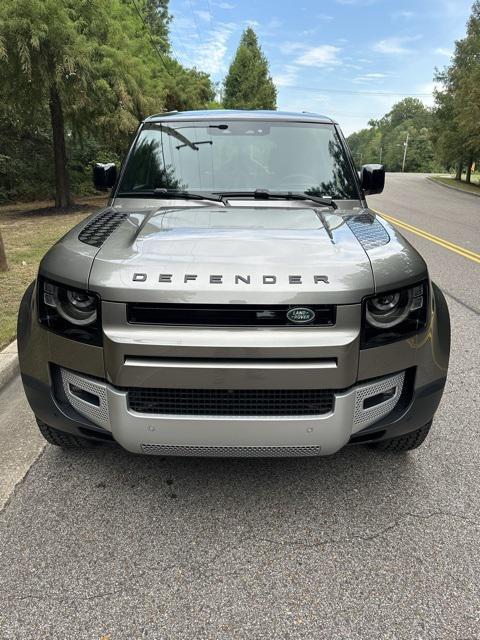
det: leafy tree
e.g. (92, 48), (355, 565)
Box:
(347, 123), (383, 166)
(0, 0), (216, 206)
(347, 99), (439, 172)
(433, 1), (480, 182)
(0, 0), (107, 206)
(143, 0), (171, 53)
(223, 27), (277, 110)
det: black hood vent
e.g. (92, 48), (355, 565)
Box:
(79, 208), (127, 248)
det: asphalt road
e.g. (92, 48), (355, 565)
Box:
(0, 174), (479, 640)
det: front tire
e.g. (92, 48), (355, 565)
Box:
(370, 421), (432, 452)
(36, 418), (94, 448)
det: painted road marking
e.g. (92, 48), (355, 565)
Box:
(371, 209), (480, 265)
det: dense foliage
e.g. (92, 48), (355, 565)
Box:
(347, 98), (440, 173)
(223, 27), (277, 110)
(348, 3), (480, 180)
(0, 0), (215, 205)
(433, 0), (480, 181)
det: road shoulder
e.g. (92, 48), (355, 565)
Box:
(428, 175), (480, 198)
(0, 340), (19, 389)
(0, 375), (45, 511)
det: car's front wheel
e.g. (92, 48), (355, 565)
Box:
(36, 418), (94, 448)
(370, 421), (432, 452)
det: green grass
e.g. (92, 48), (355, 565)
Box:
(430, 175), (480, 196)
(0, 196), (108, 350)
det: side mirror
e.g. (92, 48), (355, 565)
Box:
(360, 164), (385, 195)
(93, 162), (117, 191)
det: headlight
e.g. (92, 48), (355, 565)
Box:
(38, 278), (102, 345)
(362, 282), (428, 348)
(43, 282), (97, 326)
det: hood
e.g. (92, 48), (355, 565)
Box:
(88, 206), (375, 304)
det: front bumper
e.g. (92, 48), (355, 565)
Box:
(57, 367), (406, 456)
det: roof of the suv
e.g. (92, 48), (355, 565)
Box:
(143, 109), (337, 124)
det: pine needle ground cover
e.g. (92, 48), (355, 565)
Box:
(0, 196), (107, 350)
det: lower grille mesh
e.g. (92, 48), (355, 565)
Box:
(128, 388), (335, 416)
(141, 444), (322, 457)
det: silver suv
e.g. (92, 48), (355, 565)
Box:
(18, 110), (450, 456)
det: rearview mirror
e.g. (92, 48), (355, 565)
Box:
(93, 162), (117, 191)
(360, 164), (385, 195)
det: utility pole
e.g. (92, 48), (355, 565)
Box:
(379, 146), (383, 163)
(402, 132), (409, 172)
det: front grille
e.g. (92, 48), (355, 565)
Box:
(128, 388), (335, 416)
(127, 303), (336, 326)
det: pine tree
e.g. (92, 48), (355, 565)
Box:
(223, 27), (277, 110)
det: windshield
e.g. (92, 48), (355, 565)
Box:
(118, 120), (359, 199)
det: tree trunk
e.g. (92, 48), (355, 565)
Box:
(466, 158), (473, 184)
(0, 231), (8, 272)
(455, 161), (463, 181)
(49, 83), (72, 208)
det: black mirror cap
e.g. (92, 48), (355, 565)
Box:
(93, 162), (117, 191)
(360, 164), (385, 195)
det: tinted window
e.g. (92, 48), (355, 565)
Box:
(119, 120), (358, 199)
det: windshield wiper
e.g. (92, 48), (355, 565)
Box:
(215, 189), (337, 209)
(154, 189), (223, 201)
(117, 189), (223, 202)
(176, 140), (213, 151)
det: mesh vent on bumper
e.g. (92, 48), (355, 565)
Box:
(127, 387), (335, 416)
(141, 444), (323, 457)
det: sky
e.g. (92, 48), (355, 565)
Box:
(168, 0), (474, 135)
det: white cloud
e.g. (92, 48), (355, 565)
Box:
(214, 1), (235, 8)
(276, 90), (329, 117)
(279, 41), (305, 54)
(417, 81), (441, 107)
(392, 10), (414, 19)
(295, 45), (342, 67)
(195, 10), (211, 22)
(435, 47), (453, 57)
(352, 73), (387, 84)
(373, 35), (420, 54)
(272, 65), (299, 88)
(180, 22), (237, 76)
(265, 17), (282, 30)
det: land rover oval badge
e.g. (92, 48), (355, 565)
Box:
(287, 307), (316, 324)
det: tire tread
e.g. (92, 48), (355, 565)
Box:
(371, 421), (432, 452)
(36, 418), (93, 448)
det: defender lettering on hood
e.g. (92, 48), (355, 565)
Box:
(132, 273), (330, 285)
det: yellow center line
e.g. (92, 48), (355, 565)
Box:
(370, 208), (480, 265)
